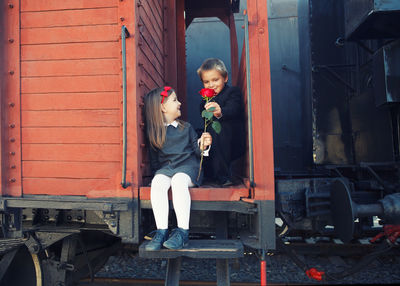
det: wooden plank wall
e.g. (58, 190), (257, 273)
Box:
(136, 0), (166, 184)
(19, 0), (123, 196)
(137, 0), (165, 91)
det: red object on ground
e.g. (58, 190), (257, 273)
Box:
(306, 268), (325, 281)
(260, 260), (267, 286)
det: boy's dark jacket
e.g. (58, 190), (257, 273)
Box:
(199, 84), (246, 163)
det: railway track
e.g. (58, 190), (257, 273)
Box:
(90, 237), (400, 286)
(78, 278), (291, 286)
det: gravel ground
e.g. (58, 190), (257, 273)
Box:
(95, 249), (400, 285)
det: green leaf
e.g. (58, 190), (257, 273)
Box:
(202, 110), (214, 120)
(212, 121), (221, 134)
(207, 107), (216, 112)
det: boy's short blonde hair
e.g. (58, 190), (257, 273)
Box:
(197, 58), (228, 81)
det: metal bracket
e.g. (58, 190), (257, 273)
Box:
(94, 211), (119, 234)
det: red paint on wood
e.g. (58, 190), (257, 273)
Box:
(138, 44), (164, 85)
(21, 25), (118, 45)
(247, 1), (275, 201)
(164, 0), (178, 88)
(2, 0), (22, 196)
(22, 178), (133, 198)
(176, 0), (187, 119)
(22, 127), (120, 144)
(21, 0), (117, 12)
(21, 92), (120, 111)
(139, 23), (164, 71)
(139, 186), (249, 201)
(21, 42), (119, 61)
(22, 161), (119, 179)
(22, 110), (119, 127)
(140, 0), (163, 39)
(229, 13), (239, 86)
(21, 8), (118, 28)
(137, 7), (163, 50)
(138, 49), (164, 87)
(21, 75), (120, 93)
(21, 59), (120, 77)
(119, 0), (138, 193)
(22, 144), (120, 161)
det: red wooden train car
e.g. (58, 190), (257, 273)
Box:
(0, 0), (274, 284)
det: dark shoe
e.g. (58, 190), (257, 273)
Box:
(222, 179), (234, 187)
(163, 228), (189, 250)
(144, 230), (156, 240)
(145, 229), (168, 251)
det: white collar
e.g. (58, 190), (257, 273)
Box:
(165, 120), (178, 128)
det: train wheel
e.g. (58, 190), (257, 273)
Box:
(0, 246), (43, 286)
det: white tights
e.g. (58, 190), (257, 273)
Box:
(150, 173), (193, 230)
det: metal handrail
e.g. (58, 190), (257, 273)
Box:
(121, 25), (131, 188)
(244, 11), (255, 187)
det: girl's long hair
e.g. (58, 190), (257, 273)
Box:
(144, 87), (174, 149)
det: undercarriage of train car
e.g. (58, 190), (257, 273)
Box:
(276, 164), (400, 242)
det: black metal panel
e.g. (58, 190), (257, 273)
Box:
(348, 40), (395, 163)
(344, 0), (400, 40)
(373, 40), (400, 106)
(310, 0), (354, 165)
(268, 0), (313, 172)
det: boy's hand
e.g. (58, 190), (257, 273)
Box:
(200, 132), (212, 150)
(204, 102), (222, 118)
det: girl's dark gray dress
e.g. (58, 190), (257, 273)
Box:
(149, 121), (203, 186)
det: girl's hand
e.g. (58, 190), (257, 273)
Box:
(204, 102), (222, 118)
(200, 132), (212, 150)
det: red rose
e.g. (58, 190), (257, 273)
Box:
(199, 88), (216, 99)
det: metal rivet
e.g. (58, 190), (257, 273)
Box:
(9, 151), (15, 156)
(10, 165), (16, 169)
(9, 123), (15, 128)
(9, 38), (14, 43)
(9, 70), (14, 75)
(9, 102), (15, 107)
(10, 138), (15, 142)
(8, 3), (14, 8)
(9, 178), (16, 183)
(120, 17), (125, 21)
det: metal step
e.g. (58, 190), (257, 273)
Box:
(139, 239), (244, 286)
(139, 239), (243, 259)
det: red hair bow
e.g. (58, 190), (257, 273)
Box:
(160, 86), (172, 103)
